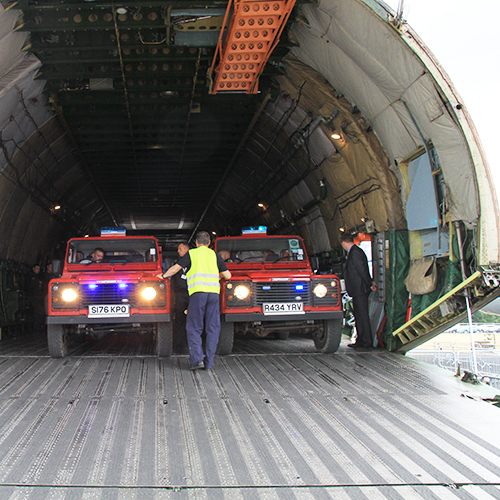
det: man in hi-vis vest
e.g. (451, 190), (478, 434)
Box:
(160, 231), (231, 370)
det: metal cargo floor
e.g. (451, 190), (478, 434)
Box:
(0, 332), (499, 499)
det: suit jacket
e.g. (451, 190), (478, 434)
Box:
(344, 244), (372, 297)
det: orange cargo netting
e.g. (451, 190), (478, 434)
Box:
(209, 0), (296, 94)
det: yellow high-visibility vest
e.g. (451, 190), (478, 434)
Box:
(186, 246), (220, 295)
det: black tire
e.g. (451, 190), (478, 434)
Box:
(157, 322), (173, 357)
(48, 324), (68, 358)
(216, 320), (234, 355)
(313, 319), (342, 353)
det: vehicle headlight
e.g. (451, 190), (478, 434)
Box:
(313, 283), (328, 298)
(61, 288), (78, 302)
(142, 286), (157, 300)
(234, 285), (250, 300)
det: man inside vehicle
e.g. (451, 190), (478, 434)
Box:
(79, 248), (105, 263)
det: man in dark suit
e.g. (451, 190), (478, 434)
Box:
(171, 242), (190, 353)
(341, 233), (377, 349)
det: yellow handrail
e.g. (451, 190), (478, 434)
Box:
(392, 270), (482, 338)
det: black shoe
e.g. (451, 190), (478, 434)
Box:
(348, 343), (371, 350)
(189, 360), (205, 370)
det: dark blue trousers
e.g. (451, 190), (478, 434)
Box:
(186, 292), (220, 368)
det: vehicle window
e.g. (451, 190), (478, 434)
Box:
(67, 238), (158, 264)
(216, 238), (305, 262)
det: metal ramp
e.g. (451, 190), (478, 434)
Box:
(392, 269), (500, 353)
(0, 332), (500, 499)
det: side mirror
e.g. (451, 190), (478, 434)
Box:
(310, 256), (319, 272)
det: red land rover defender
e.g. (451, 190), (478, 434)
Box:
(214, 227), (343, 354)
(47, 228), (171, 357)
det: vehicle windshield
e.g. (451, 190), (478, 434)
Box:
(216, 237), (306, 263)
(67, 238), (159, 264)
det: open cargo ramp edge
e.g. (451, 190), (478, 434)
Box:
(392, 268), (500, 353)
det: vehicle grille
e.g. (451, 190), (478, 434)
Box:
(79, 283), (139, 307)
(252, 281), (311, 306)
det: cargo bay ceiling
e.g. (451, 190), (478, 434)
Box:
(0, 0), (499, 265)
(12, 0), (292, 244)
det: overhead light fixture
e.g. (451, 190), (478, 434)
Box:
(116, 7), (127, 14)
(160, 90), (179, 98)
(258, 203), (265, 209)
(54, 205), (61, 210)
(342, 219), (377, 236)
(190, 103), (201, 114)
(330, 131), (342, 140)
(364, 219), (376, 233)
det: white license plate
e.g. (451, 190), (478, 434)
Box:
(88, 304), (130, 318)
(263, 302), (304, 315)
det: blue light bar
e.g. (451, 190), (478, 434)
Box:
(295, 284), (304, 291)
(88, 283), (98, 290)
(101, 226), (127, 237)
(242, 226), (267, 234)
(118, 283), (127, 289)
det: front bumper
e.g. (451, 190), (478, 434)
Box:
(47, 313), (171, 325)
(223, 310), (343, 322)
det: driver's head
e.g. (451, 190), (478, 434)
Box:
(219, 250), (230, 261)
(92, 248), (105, 262)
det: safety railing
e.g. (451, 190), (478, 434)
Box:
(408, 348), (500, 389)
